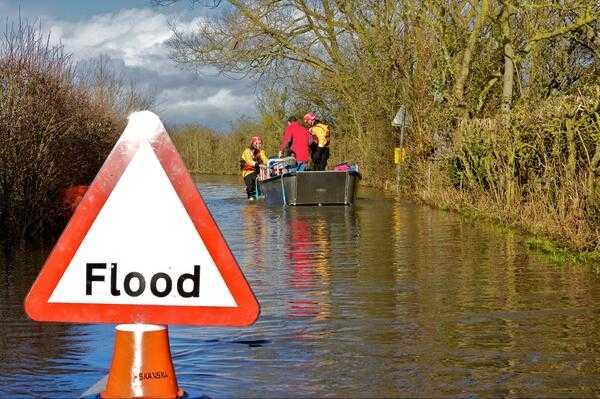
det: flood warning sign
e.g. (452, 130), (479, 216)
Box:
(24, 111), (259, 326)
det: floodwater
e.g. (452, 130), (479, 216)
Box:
(2, 175), (600, 398)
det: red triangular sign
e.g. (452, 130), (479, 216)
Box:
(25, 111), (259, 326)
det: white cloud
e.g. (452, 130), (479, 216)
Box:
(36, 7), (255, 130)
(47, 8), (203, 72)
(158, 87), (256, 127)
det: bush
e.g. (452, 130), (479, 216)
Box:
(437, 87), (600, 250)
(0, 20), (152, 246)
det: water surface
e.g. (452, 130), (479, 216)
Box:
(1, 175), (600, 397)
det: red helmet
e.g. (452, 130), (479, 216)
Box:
(250, 136), (262, 146)
(303, 112), (316, 124)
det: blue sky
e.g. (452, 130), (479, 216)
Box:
(9, 1), (152, 20)
(0, 0), (256, 131)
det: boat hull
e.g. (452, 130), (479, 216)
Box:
(258, 171), (359, 206)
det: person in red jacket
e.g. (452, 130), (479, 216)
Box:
(279, 116), (311, 170)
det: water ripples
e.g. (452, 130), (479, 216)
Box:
(1, 176), (600, 397)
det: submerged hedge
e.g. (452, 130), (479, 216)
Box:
(0, 20), (150, 246)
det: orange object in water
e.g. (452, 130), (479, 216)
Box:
(61, 185), (88, 214)
(102, 324), (184, 399)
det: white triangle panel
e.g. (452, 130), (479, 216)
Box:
(49, 142), (236, 307)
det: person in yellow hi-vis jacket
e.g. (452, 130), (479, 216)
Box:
(240, 136), (268, 200)
(304, 112), (330, 171)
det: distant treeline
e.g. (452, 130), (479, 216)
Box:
(0, 20), (153, 246)
(165, 0), (599, 252)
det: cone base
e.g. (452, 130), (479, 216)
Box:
(101, 388), (185, 399)
(101, 324), (184, 399)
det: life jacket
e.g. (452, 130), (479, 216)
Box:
(240, 148), (265, 174)
(310, 123), (330, 147)
(241, 162), (256, 171)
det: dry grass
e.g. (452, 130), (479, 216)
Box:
(409, 87), (600, 252)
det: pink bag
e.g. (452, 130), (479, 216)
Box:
(334, 163), (351, 172)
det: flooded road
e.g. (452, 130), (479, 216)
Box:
(2, 175), (600, 397)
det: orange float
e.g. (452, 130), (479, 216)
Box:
(102, 324), (184, 399)
(61, 185), (88, 215)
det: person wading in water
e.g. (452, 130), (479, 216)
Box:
(240, 136), (267, 200)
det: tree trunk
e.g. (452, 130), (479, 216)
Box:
(500, 5), (514, 113)
(565, 118), (577, 182)
(454, 0), (490, 113)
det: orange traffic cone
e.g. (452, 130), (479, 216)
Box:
(102, 324), (184, 398)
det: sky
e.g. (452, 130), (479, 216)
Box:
(0, 0), (257, 131)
